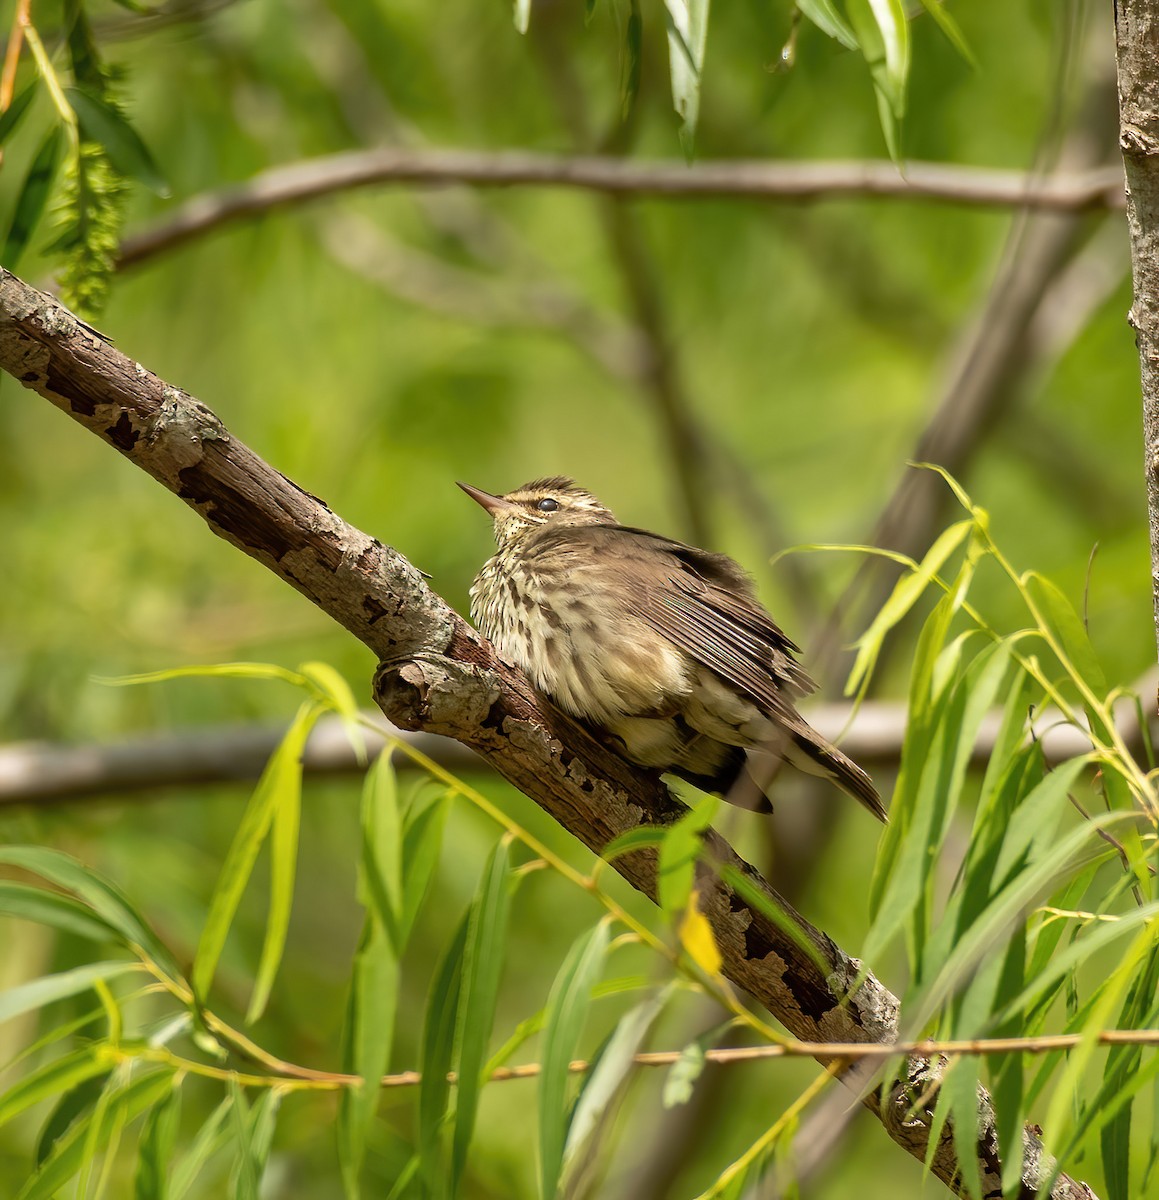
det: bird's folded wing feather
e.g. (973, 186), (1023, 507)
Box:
(590, 526), (817, 715)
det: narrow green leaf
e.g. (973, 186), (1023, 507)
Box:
(1023, 572), (1108, 696)
(339, 916), (398, 1199)
(299, 660), (366, 761)
(339, 751), (405, 1198)
(847, 519), (971, 698)
(717, 864), (829, 974)
(0, 961), (140, 1026)
(452, 839), (514, 1196)
(37, 1072), (110, 1166)
(905, 794), (1114, 1036)
(231, 1087), (280, 1200)
(63, 86), (169, 195)
(401, 789), (449, 942)
(0, 1046), (110, 1130)
(946, 1056), (982, 1199)
(663, 1020), (733, 1108)
(662, 0), (711, 156)
(0, 848), (180, 980)
(560, 987), (671, 1197)
(193, 701), (321, 1006)
(866, 635), (1002, 966)
(135, 1082), (182, 1200)
(514, 0), (531, 33)
(63, 0), (103, 90)
(1099, 949), (1159, 1200)
(994, 902), (1159, 1032)
(599, 825), (665, 864)
(539, 920), (611, 1200)
(658, 797), (716, 917)
(917, 0), (976, 65)
(358, 752), (404, 952)
(483, 976), (652, 1080)
(1041, 921), (1159, 1177)
(845, 0), (910, 160)
(620, 0), (643, 120)
(2, 125), (62, 268)
(17, 1069), (175, 1200)
(384, 1155), (420, 1200)
(418, 917), (469, 1196)
(795, 0), (857, 49)
(0, 80), (39, 144)
(98, 662), (311, 689)
(245, 712), (307, 1023)
(170, 1097), (234, 1200)
(0, 881), (117, 944)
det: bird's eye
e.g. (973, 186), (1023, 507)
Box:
(537, 497), (560, 513)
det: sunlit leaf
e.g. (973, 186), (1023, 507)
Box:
(300, 660), (366, 761)
(193, 701), (322, 1010)
(678, 889), (722, 976)
(658, 796), (716, 916)
(662, 0), (711, 156)
(845, 0), (910, 160)
(846, 518), (971, 698)
(796, 0), (857, 49)
(600, 824), (665, 864)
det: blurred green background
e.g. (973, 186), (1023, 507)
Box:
(0, 0), (1146, 1195)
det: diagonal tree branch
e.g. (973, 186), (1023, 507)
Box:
(0, 267), (1097, 1199)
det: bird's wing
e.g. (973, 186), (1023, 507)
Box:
(536, 524), (816, 714)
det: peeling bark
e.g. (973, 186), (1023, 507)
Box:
(0, 267), (1096, 1197)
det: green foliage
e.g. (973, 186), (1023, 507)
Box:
(1, 0), (1155, 1197)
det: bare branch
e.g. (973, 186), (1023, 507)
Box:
(115, 150), (1127, 271)
(0, 267), (1097, 1199)
(4, 696), (1150, 808)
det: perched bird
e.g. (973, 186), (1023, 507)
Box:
(460, 477), (884, 821)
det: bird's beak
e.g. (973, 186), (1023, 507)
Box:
(457, 481), (519, 517)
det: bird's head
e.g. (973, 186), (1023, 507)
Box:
(458, 477), (617, 548)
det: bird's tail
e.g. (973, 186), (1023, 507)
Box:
(786, 726), (887, 822)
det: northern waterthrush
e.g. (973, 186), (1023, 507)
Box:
(460, 477), (884, 821)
